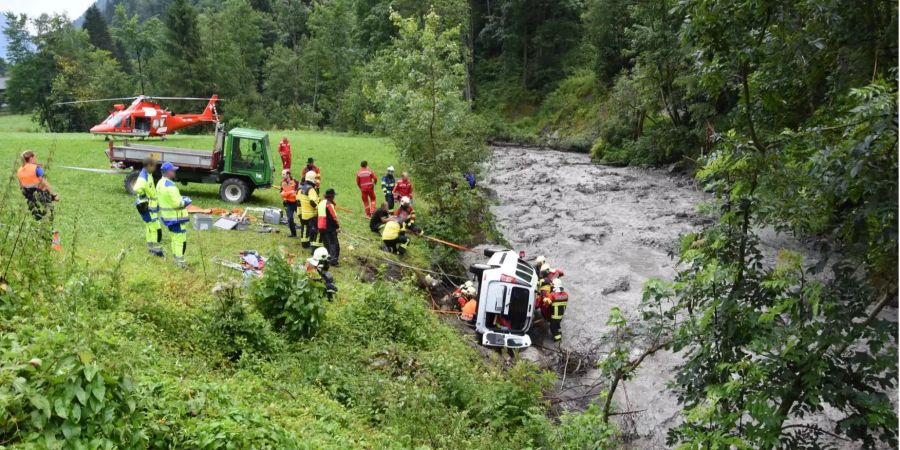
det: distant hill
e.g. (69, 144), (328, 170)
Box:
(76, 0), (191, 24)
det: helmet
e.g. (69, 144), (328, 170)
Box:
(552, 278), (564, 291)
(464, 280), (474, 289)
(540, 263), (550, 275)
(305, 171), (317, 182)
(535, 255), (546, 266)
(387, 166), (394, 172)
(464, 285), (477, 297)
(400, 196), (411, 206)
(313, 247), (330, 262)
(282, 169), (291, 176)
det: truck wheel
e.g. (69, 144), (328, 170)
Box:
(124, 171), (140, 195)
(220, 178), (251, 203)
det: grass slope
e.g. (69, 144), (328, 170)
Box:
(0, 116), (562, 449)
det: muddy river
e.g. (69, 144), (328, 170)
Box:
(480, 145), (893, 449)
(481, 146), (707, 446)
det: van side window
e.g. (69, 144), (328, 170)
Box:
(487, 283), (507, 312)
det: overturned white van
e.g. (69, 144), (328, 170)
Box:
(469, 248), (537, 349)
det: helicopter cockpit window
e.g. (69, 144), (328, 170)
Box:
(105, 112), (126, 127)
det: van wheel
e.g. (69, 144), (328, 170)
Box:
(124, 171), (140, 195)
(220, 178), (251, 203)
(469, 263), (493, 275)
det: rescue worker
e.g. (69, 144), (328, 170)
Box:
(280, 169), (299, 238)
(533, 255), (546, 273)
(301, 157), (321, 188)
(395, 196), (421, 235)
(392, 171), (413, 203)
(157, 162), (191, 268)
(317, 188), (340, 266)
(133, 158), (163, 256)
(465, 172), (476, 189)
(542, 278), (568, 342)
(457, 282), (478, 324)
(380, 216), (408, 255)
(356, 160), (377, 218)
(278, 137), (292, 170)
(298, 170), (319, 248)
(305, 247), (338, 300)
(370, 202), (390, 234)
(17, 150), (58, 221)
(381, 166), (396, 209)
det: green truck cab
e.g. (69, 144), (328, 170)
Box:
(110, 123), (275, 203)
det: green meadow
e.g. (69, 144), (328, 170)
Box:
(0, 116), (568, 448)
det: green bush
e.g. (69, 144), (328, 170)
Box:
(207, 280), (281, 361)
(0, 331), (145, 448)
(551, 404), (618, 449)
(341, 283), (432, 349)
(251, 253), (326, 339)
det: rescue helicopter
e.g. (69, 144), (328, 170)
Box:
(54, 95), (221, 138)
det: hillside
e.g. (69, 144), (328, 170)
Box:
(0, 117), (591, 448)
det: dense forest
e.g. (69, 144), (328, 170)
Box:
(2, 0), (898, 447)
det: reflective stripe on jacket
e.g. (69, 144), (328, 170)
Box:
(133, 169), (159, 210)
(299, 183), (319, 219)
(157, 178), (188, 225)
(549, 291), (568, 320)
(357, 168), (376, 190)
(317, 200), (339, 230)
(281, 179), (298, 203)
(17, 163), (41, 189)
(381, 174), (395, 194)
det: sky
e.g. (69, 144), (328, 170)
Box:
(3, 0), (96, 21)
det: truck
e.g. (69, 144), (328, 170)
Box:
(109, 123), (275, 203)
(468, 248), (537, 349)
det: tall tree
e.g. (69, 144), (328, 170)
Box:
(158, 0), (208, 96)
(82, 4), (131, 72)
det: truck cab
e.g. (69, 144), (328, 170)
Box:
(469, 249), (537, 349)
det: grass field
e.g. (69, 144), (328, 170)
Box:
(0, 116), (565, 448)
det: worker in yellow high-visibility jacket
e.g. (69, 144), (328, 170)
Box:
(133, 158), (163, 257)
(298, 170), (320, 249)
(156, 162), (190, 268)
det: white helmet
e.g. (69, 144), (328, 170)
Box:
(305, 171), (317, 182)
(313, 247), (329, 262)
(464, 280), (474, 289)
(464, 285), (477, 297)
(387, 166), (395, 172)
(540, 263), (550, 274)
(552, 278), (564, 291)
(534, 255), (546, 266)
(400, 196), (411, 206)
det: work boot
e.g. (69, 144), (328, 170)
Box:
(174, 256), (188, 269)
(148, 243), (164, 257)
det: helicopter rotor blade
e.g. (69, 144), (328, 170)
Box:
(54, 97), (138, 106)
(143, 96), (225, 101)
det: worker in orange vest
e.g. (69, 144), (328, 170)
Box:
(280, 169), (299, 238)
(356, 160), (378, 218)
(16, 150), (58, 221)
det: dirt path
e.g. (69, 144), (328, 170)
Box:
(481, 146), (710, 446)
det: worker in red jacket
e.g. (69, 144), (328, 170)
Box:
(392, 171), (413, 203)
(278, 137), (292, 170)
(356, 160), (378, 218)
(301, 157), (321, 188)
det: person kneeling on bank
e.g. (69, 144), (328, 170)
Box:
(381, 216), (409, 255)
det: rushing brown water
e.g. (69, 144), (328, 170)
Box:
(480, 145), (890, 449)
